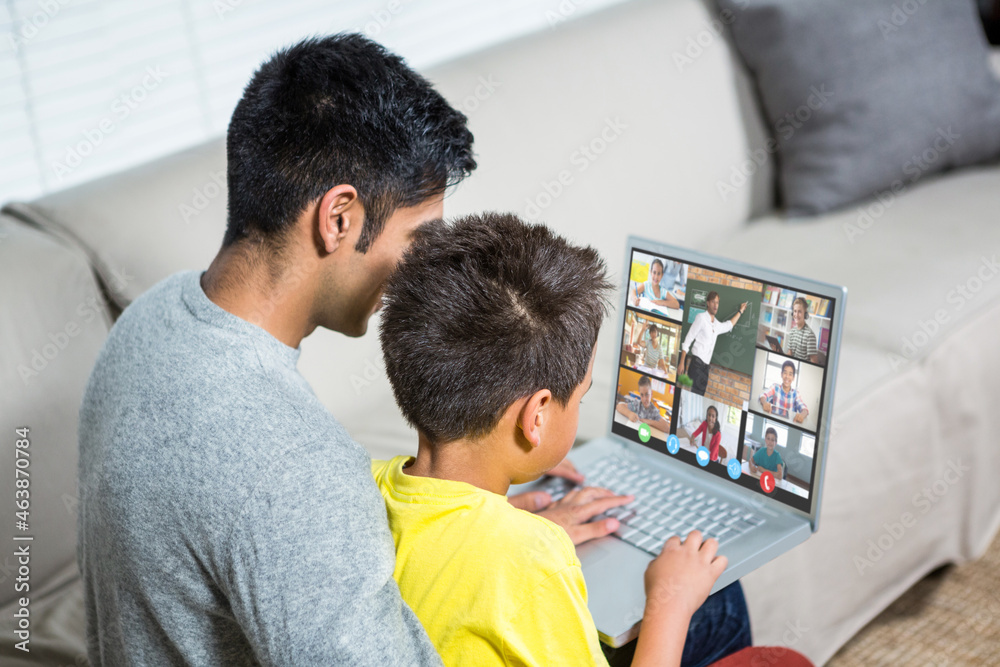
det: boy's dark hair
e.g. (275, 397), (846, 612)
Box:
(637, 376), (652, 389)
(224, 33), (476, 251)
(781, 360), (796, 375)
(380, 213), (613, 444)
(765, 427), (778, 441)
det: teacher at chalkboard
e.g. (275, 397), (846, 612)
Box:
(678, 292), (748, 396)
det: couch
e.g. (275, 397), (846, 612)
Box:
(3, 0), (999, 663)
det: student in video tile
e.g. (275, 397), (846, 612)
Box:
(785, 297), (819, 363)
(690, 405), (722, 462)
(631, 322), (667, 374)
(758, 361), (809, 424)
(749, 428), (784, 480)
(678, 292), (747, 395)
(633, 258), (680, 309)
(616, 375), (671, 433)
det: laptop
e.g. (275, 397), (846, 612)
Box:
(511, 236), (846, 647)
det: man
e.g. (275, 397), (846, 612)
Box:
(678, 292), (747, 395)
(759, 360), (809, 424)
(76, 35), (624, 666)
(616, 375), (672, 434)
(749, 427), (785, 480)
(784, 296), (819, 363)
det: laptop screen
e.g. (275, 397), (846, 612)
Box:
(611, 246), (837, 513)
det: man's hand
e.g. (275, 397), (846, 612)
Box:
(512, 486), (633, 545)
(793, 411), (806, 424)
(761, 401), (772, 414)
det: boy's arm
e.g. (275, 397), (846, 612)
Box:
(632, 531), (727, 667)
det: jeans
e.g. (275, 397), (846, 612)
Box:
(602, 581), (752, 667)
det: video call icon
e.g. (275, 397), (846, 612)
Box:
(696, 446), (710, 467)
(760, 471), (775, 494)
(638, 423), (651, 443)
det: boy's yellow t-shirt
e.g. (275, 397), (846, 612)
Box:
(372, 456), (609, 666)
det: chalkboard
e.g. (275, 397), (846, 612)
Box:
(680, 279), (761, 376)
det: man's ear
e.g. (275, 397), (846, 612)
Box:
(317, 184), (360, 254)
(517, 389), (552, 449)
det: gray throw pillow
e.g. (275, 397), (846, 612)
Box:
(717, 0), (1000, 216)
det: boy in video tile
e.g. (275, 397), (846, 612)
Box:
(616, 375), (671, 433)
(758, 361), (809, 424)
(749, 428), (785, 480)
(785, 297), (819, 363)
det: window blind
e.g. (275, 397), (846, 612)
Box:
(1, 0), (630, 204)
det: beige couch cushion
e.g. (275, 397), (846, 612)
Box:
(7, 140), (229, 309)
(0, 215), (110, 609)
(715, 164), (1000, 662)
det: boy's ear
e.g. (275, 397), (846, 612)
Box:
(317, 184), (360, 254)
(517, 389), (552, 448)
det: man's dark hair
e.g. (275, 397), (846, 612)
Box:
(380, 213), (613, 444)
(707, 290), (719, 304)
(225, 33), (476, 250)
(781, 360), (796, 375)
(765, 427), (778, 441)
(637, 375), (652, 389)
(648, 324), (659, 338)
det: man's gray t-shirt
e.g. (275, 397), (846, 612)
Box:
(77, 271), (440, 666)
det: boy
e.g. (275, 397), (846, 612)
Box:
(758, 360), (809, 424)
(373, 213), (728, 666)
(750, 427), (785, 480)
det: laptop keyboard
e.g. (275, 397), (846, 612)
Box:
(539, 457), (764, 556)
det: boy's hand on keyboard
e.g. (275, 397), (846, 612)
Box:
(535, 486), (634, 545)
(546, 458), (585, 484)
(632, 531), (726, 666)
(644, 530), (727, 619)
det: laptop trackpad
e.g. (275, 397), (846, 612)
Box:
(579, 537), (652, 642)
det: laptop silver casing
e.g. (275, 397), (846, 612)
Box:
(511, 237), (846, 647)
